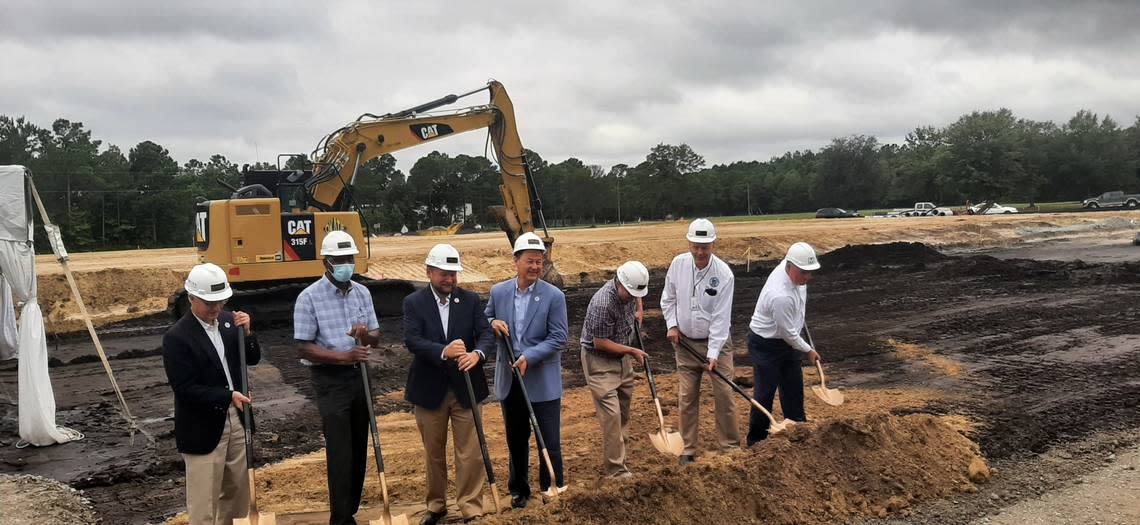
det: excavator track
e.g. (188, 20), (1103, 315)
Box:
(168, 277), (421, 326)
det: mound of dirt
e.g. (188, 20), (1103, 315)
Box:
(485, 414), (983, 525)
(36, 267), (184, 333)
(0, 474), (99, 525)
(819, 242), (946, 271)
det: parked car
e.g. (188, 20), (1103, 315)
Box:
(1082, 191), (1140, 209)
(969, 202), (1018, 215)
(815, 207), (862, 219)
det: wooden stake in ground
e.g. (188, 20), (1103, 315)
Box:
(26, 177), (148, 444)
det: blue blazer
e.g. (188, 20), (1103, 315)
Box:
(485, 278), (568, 403)
(403, 286), (492, 410)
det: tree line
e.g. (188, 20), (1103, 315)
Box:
(2, 108), (1138, 252)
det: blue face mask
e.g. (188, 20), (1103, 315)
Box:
(330, 263), (354, 283)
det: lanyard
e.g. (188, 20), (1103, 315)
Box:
(691, 260), (711, 300)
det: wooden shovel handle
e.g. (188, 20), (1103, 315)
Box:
(815, 360), (827, 388)
(677, 338), (779, 427)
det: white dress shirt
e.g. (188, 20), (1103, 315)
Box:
(660, 252), (735, 360)
(431, 285), (484, 361)
(195, 314), (234, 390)
(749, 260), (813, 353)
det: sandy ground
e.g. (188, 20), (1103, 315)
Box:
(31, 210), (1140, 333)
(0, 473), (98, 525)
(977, 445), (1139, 525)
(3, 216), (1140, 524)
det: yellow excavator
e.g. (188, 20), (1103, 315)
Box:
(172, 80), (558, 320)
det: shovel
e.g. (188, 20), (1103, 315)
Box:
(234, 327), (277, 525)
(358, 340), (410, 525)
(677, 338), (791, 435)
(804, 327), (844, 406)
(462, 369), (504, 513)
(500, 335), (560, 500)
(631, 324), (683, 456)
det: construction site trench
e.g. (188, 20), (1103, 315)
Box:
(1, 215), (1139, 524)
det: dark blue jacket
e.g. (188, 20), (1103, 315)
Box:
(403, 286), (492, 410)
(162, 310), (261, 454)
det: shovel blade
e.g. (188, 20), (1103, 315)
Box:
(234, 513), (276, 525)
(649, 430), (684, 456)
(811, 385), (845, 406)
(768, 419), (794, 435)
(370, 513), (410, 525)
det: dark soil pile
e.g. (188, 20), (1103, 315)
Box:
(485, 414), (983, 525)
(935, 256), (1140, 286)
(819, 242), (946, 271)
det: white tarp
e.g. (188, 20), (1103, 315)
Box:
(0, 166), (78, 446)
(0, 165), (30, 242)
(0, 165), (27, 359)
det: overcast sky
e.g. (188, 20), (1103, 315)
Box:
(2, 1), (1139, 174)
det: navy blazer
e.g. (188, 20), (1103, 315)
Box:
(403, 286), (493, 410)
(162, 310), (261, 455)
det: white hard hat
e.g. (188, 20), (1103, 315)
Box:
(616, 260), (649, 298)
(321, 230), (359, 256)
(425, 243), (463, 271)
(513, 232), (546, 254)
(686, 218), (716, 243)
(785, 242), (821, 271)
(184, 263), (233, 302)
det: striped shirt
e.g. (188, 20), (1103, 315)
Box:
(580, 279), (636, 354)
(293, 277), (380, 364)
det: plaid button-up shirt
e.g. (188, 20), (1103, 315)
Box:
(293, 277), (379, 363)
(580, 279), (636, 354)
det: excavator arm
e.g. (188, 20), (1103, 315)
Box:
(308, 81), (561, 286)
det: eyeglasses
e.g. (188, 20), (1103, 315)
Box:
(705, 288), (717, 296)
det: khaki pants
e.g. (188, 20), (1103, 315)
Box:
(181, 406), (249, 525)
(581, 347), (635, 477)
(674, 334), (741, 455)
(413, 390), (485, 518)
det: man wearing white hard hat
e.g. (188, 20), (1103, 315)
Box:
(580, 260), (651, 478)
(163, 263), (260, 525)
(660, 218), (740, 465)
(746, 242), (822, 445)
(486, 232), (569, 505)
(403, 243), (494, 524)
(293, 230), (381, 525)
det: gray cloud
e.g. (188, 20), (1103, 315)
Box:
(0, 0), (1137, 175)
(0, 0), (328, 42)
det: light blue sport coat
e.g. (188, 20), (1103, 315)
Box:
(484, 277), (568, 403)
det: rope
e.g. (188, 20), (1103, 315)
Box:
(25, 175), (154, 446)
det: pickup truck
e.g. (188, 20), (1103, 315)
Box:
(897, 202), (954, 217)
(1082, 191), (1140, 209)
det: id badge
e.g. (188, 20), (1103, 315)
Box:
(690, 302), (700, 311)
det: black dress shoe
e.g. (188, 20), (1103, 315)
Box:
(420, 510), (447, 525)
(510, 494), (528, 509)
(679, 454), (696, 465)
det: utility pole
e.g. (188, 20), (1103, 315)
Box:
(617, 182), (622, 225)
(746, 182), (751, 216)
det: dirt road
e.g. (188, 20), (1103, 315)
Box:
(4, 232), (1139, 524)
